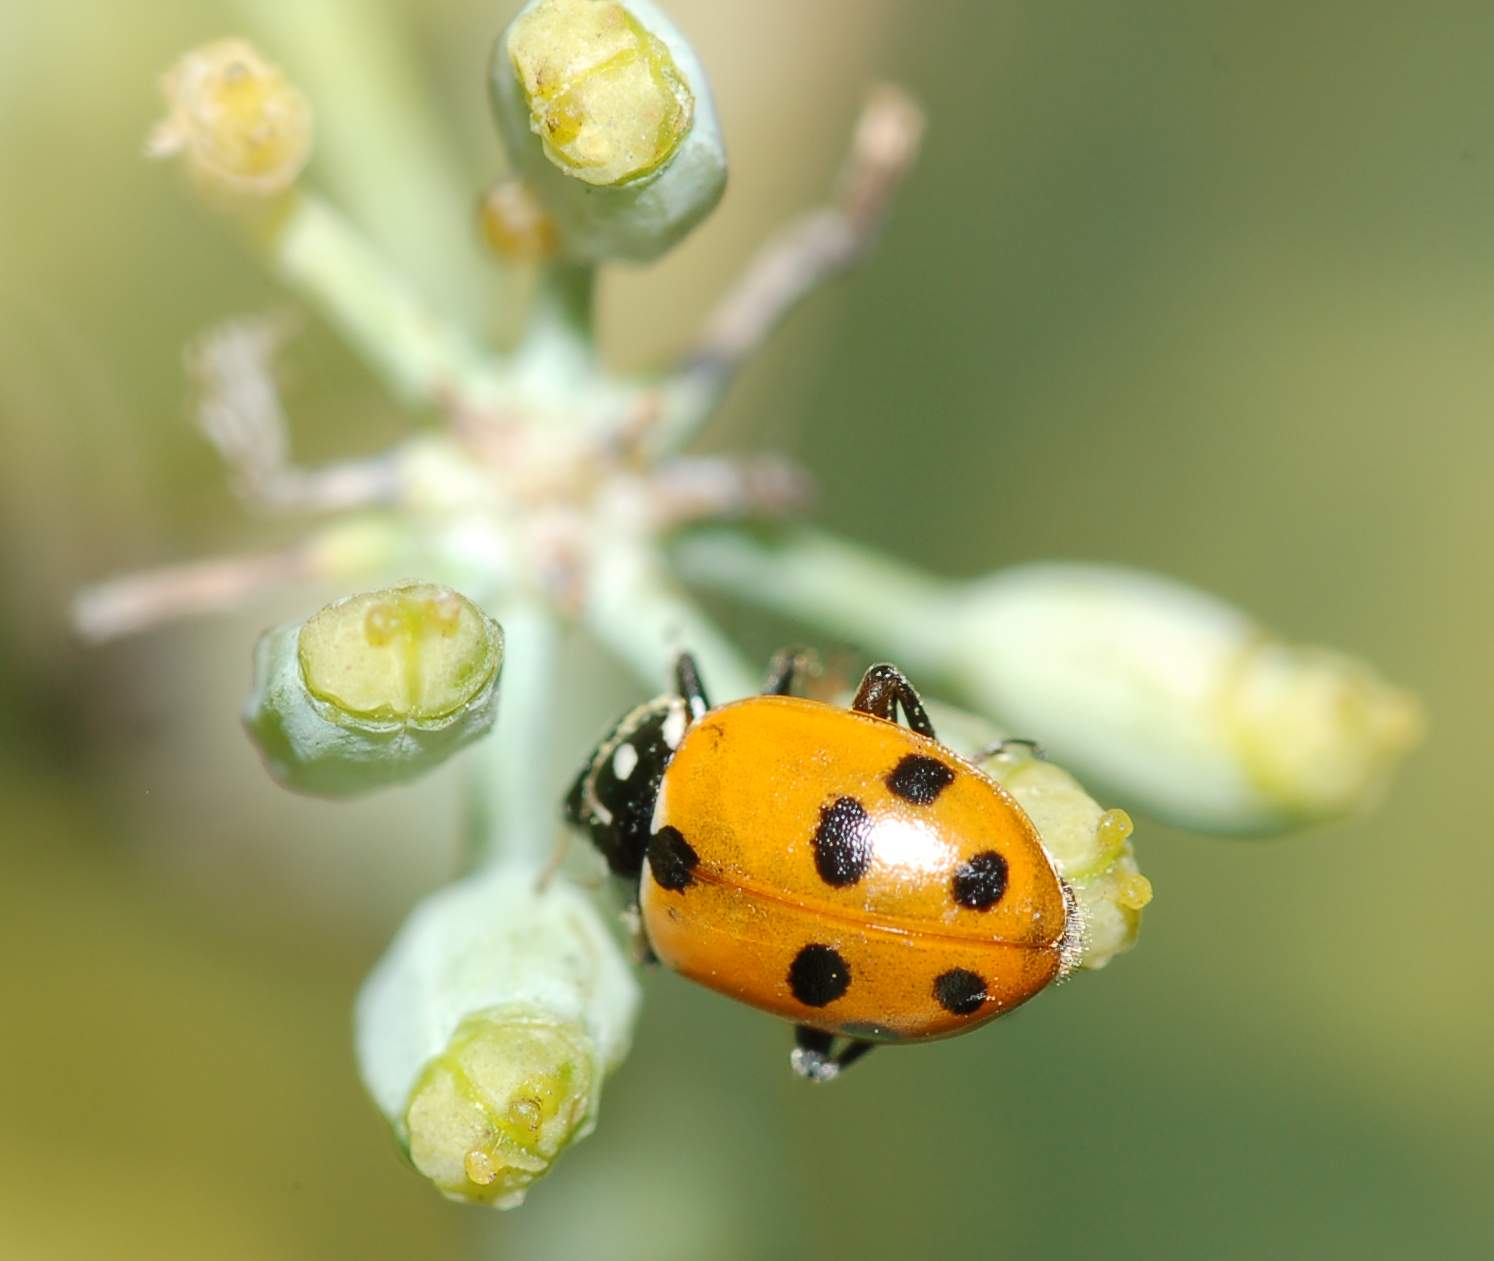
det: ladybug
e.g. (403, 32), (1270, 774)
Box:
(564, 651), (1081, 1081)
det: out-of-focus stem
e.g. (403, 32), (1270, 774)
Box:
(509, 261), (600, 395)
(670, 527), (952, 672)
(71, 514), (414, 642)
(649, 86), (924, 454)
(466, 596), (562, 870)
(585, 538), (756, 701)
(233, 0), (502, 325)
(70, 548), (312, 643)
(261, 192), (494, 406)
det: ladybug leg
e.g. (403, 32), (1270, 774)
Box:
(763, 647), (812, 696)
(790, 1027), (878, 1082)
(791, 1026), (839, 1082)
(673, 651), (711, 719)
(832, 1039), (876, 1074)
(851, 663), (937, 739)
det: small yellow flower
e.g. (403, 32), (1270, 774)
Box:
(148, 38), (312, 196)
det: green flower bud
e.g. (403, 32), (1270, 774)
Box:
(147, 38), (313, 197)
(490, 0), (727, 262)
(943, 565), (1424, 834)
(243, 582), (503, 796)
(356, 865), (640, 1209)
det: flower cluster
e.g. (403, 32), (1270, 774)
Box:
(77, 0), (1421, 1211)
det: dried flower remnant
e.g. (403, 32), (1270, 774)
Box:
(148, 38), (312, 196)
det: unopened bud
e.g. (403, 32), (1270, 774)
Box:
(490, 0), (726, 261)
(356, 865), (640, 1208)
(148, 38), (312, 197)
(243, 582), (502, 796)
(479, 178), (562, 263)
(943, 565), (1423, 834)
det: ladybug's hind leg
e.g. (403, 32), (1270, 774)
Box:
(851, 663), (937, 739)
(790, 1026), (877, 1083)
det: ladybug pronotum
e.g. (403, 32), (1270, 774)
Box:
(564, 651), (1082, 1081)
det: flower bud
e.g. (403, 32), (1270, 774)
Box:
(942, 565), (1423, 834)
(148, 38), (312, 197)
(356, 865), (640, 1208)
(243, 582), (503, 796)
(489, 0), (726, 262)
(479, 178), (562, 263)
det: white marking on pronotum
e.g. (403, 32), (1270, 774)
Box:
(649, 775), (670, 837)
(662, 700), (688, 751)
(612, 742), (639, 781)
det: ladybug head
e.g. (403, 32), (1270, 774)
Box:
(562, 692), (694, 884)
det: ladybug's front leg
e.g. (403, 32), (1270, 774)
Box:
(790, 1026), (877, 1083)
(851, 663), (937, 739)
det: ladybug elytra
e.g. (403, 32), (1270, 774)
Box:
(564, 651), (1080, 1081)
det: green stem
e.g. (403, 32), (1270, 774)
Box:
(585, 538), (757, 701)
(669, 527), (956, 674)
(511, 261), (600, 393)
(234, 0), (502, 326)
(465, 596), (562, 870)
(261, 192), (495, 407)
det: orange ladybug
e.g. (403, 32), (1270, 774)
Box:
(564, 652), (1081, 1081)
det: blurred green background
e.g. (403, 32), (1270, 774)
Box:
(2, 1), (1490, 1258)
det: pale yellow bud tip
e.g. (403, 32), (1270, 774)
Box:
(148, 38), (312, 196)
(1222, 640), (1426, 823)
(404, 1009), (600, 1209)
(508, 0), (693, 187)
(298, 583), (501, 723)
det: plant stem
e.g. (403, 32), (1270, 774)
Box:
(261, 192), (495, 407)
(669, 528), (955, 674)
(465, 595), (562, 870)
(585, 538), (757, 701)
(233, 0), (500, 326)
(510, 261), (600, 396)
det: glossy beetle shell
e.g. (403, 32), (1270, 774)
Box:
(641, 696), (1069, 1041)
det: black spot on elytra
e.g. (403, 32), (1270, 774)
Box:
(885, 754), (955, 805)
(952, 850), (1009, 911)
(934, 968), (988, 1016)
(788, 944), (851, 1007)
(812, 796), (872, 887)
(647, 826), (698, 891)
